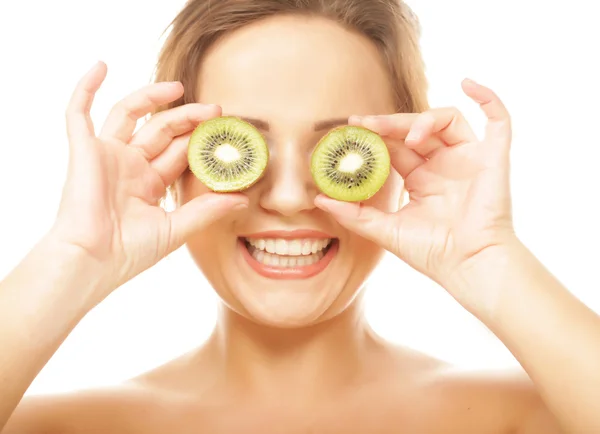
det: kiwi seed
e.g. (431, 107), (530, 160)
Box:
(187, 116), (269, 192)
(310, 125), (390, 202)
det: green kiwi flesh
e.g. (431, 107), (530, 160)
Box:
(311, 125), (390, 202)
(188, 116), (269, 192)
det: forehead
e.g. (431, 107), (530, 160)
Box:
(196, 15), (395, 121)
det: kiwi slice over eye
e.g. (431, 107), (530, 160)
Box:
(187, 116), (269, 192)
(311, 125), (390, 202)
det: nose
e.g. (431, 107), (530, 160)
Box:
(258, 138), (317, 216)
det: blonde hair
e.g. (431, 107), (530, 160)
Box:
(152, 0), (429, 201)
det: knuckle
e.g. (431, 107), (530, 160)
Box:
(414, 110), (437, 128)
(447, 106), (464, 119)
(112, 86), (155, 118)
(422, 110), (438, 122)
(113, 99), (132, 116)
(133, 144), (152, 161)
(114, 99), (141, 123)
(488, 88), (501, 100)
(65, 101), (81, 118)
(158, 121), (176, 139)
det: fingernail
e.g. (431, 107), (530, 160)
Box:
(88, 60), (103, 74)
(362, 115), (377, 123)
(233, 202), (248, 211)
(406, 129), (420, 142)
(198, 103), (220, 111)
(349, 115), (362, 124)
(362, 116), (381, 130)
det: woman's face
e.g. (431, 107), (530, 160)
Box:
(178, 15), (404, 327)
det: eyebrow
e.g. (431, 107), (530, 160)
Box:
(232, 116), (349, 132)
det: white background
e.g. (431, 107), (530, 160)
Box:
(0, 0), (598, 395)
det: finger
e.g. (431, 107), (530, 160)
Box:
(150, 133), (191, 187)
(348, 116), (426, 178)
(129, 103), (221, 160)
(462, 78), (512, 149)
(98, 81), (185, 143)
(403, 108), (478, 159)
(406, 107), (477, 146)
(167, 193), (249, 253)
(351, 107), (478, 159)
(65, 61), (107, 145)
(404, 109), (471, 159)
(406, 134), (447, 160)
(384, 137), (426, 179)
(349, 113), (417, 139)
(314, 195), (398, 253)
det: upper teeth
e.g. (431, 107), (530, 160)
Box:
(246, 238), (332, 256)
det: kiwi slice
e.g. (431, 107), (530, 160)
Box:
(311, 125), (390, 202)
(188, 116), (269, 192)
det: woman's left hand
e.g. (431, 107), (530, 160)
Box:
(315, 79), (516, 302)
(316, 79), (600, 434)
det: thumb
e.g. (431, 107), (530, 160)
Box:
(314, 195), (398, 252)
(168, 192), (248, 252)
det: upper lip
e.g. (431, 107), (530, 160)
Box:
(239, 229), (336, 239)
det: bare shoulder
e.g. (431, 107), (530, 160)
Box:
(372, 344), (562, 433)
(3, 348), (229, 434)
(415, 364), (562, 433)
(443, 366), (563, 433)
(2, 347), (213, 434)
(2, 382), (174, 434)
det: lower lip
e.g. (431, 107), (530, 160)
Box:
(238, 238), (338, 280)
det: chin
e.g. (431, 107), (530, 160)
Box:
(230, 289), (339, 328)
(230, 236), (384, 329)
(188, 227), (386, 329)
(228, 234), (343, 328)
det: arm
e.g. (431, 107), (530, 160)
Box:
(0, 235), (102, 431)
(0, 61), (247, 433)
(313, 79), (596, 434)
(448, 237), (600, 434)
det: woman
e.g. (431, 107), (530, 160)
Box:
(1, 0), (598, 432)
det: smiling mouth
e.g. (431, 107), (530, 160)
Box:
(244, 237), (334, 266)
(238, 236), (339, 279)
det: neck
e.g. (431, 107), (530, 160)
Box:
(203, 292), (379, 403)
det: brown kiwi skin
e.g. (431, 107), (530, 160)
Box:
(187, 116), (269, 193)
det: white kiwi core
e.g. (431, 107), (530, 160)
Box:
(338, 153), (364, 173)
(214, 143), (241, 163)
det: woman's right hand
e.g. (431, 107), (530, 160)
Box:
(48, 61), (248, 302)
